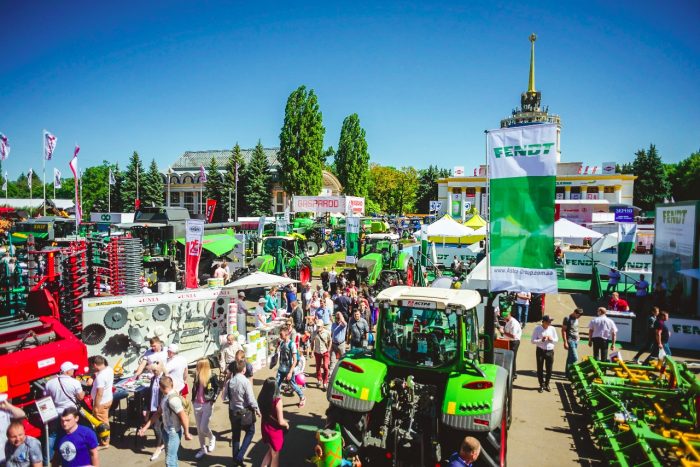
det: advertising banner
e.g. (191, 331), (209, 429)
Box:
(453, 166), (465, 177)
(451, 193), (461, 219)
(429, 200), (443, 212)
(275, 217), (288, 236)
(185, 219), (205, 288)
(617, 223), (637, 270)
(205, 199), (217, 223)
(292, 196), (365, 215)
(345, 216), (361, 264)
(614, 207), (635, 223)
(488, 123), (558, 293)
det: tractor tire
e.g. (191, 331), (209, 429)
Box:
(306, 241), (320, 257)
(319, 241), (328, 255)
(473, 393), (509, 467)
(493, 348), (514, 428)
(326, 405), (368, 451)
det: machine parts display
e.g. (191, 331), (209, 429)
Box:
(107, 236), (143, 295)
(569, 355), (700, 466)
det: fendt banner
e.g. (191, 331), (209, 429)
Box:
(345, 216), (361, 264)
(487, 123), (558, 293)
(185, 219), (205, 288)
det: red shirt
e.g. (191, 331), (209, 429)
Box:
(608, 298), (629, 311)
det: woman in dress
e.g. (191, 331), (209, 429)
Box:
(142, 362), (166, 461)
(192, 358), (220, 459)
(258, 377), (289, 467)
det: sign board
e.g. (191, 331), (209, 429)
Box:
(667, 317), (700, 351)
(602, 162), (616, 175)
(89, 213), (135, 224)
(453, 166), (465, 177)
(292, 196), (365, 215)
(429, 200), (443, 212)
(614, 207), (635, 223)
(36, 396), (59, 423)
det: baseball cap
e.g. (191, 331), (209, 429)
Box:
(167, 344), (178, 353)
(238, 291), (245, 298)
(541, 315), (554, 322)
(60, 362), (79, 373)
(258, 297), (266, 304)
(0, 394), (7, 403)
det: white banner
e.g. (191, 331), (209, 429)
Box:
(602, 162), (616, 174)
(345, 216), (361, 264)
(429, 200), (443, 212)
(453, 166), (465, 177)
(667, 318), (700, 351)
(292, 196), (365, 215)
(488, 124), (558, 179)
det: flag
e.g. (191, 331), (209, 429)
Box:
(592, 166), (598, 174)
(584, 165), (590, 174)
(473, 168), (477, 176)
(0, 133), (9, 160)
(27, 168), (33, 189)
(54, 168), (62, 188)
(43, 130), (57, 160)
(487, 123), (558, 293)
(617, 223), (637, 271)
(109, 169), (116, 185)
(199, 165), (207, 183)
(590, 263), (603, 301)
(577, 165), (582, 175)
(1, 171), (7, 191)
(69, 146), (81, 224)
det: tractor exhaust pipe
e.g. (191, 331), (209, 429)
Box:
(484, 295), (496, 364)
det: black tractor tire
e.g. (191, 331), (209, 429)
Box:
(319, 241), (328, 255)
(306, 241), (320, 257)
(326, 405), (368, 451)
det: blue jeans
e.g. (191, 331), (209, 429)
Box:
(515, 303), (529, 325)
(277, 366), (304, 399)
(565, 339), (579, 378)
(230, 410), (256, 463)
(163, 427), (182, 467)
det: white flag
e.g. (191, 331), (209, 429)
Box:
(27, 168), (33, 189)
(109, 169), (116, 185)
(54, 168), (62, 188)
(43, 130), (57, 160)
(0, 133), (9, 160)
(1, 171), (7, 191)
(69, 146), (81, 224)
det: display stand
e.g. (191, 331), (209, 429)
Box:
(607, 310), (636, 344)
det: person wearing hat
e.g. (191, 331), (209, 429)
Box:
(235, 291), (249, 340)
(255, 297), (268, 329)
(497, 311), (522, 379)
(165, 344), (188, 395)
(530, 315), (559, 393)
(0, 394), (26, 466)
(44, 362), (85, 456)
(562, 308), (585, 378)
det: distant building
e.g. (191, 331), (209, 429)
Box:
(163, 148), (342, 216)
(437, 34), (635, 221)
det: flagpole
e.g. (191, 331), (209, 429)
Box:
(167, 168), (171, 207)
(79, 170), (83, 222)
(43, 155), (46, 216)
(108, 170), (111, 213)
(234, 162), (238, 222)
(53, 172), (56, 200)
(484, 130), (490, 292)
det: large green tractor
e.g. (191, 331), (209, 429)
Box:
(248, 235), (313, 284)
(348, 233), (413, 291)
(326, 286), (513, 466)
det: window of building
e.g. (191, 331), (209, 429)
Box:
(170, 175), (179, 184)
(274, 191), (285, 213)
(170, 192), (180, 206)
(604, 186), (615, 193)
(570, 187), (581, 200)
(182, 175), (193, 184)
(184, 192), (195, 214)
(465, 187), (476, 197)
(555, 187), (565, 200)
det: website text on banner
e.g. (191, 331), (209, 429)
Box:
(185, 219), (205, 288)
(292, 196), (365, 215)
(487, 123), (558, 293)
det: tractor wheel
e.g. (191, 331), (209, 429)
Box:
(319, 241), (328, 255)
(473, 395), (509, 467)
(306, 241), (320, 257)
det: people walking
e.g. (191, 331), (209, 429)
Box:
(531, 315), (558, 393)
(515, 291), (531, 327)
(348, 310), (370, 350)
(44, 361), (85, 457)
(89, 355), (113, 447)
(562, 308), (584, 379)
(258, 377), (290, 467)
(142, 362), (166, 461)
(220, 334), (243, 377)
(643, 310), (672, 365)
(320, 267), (330, 292)
(588, 307), (618, 361)
(275, 328), (305, 407)
(606, 268), (621, 294)
(632, 307), (659, 364)
(235, 291), (249, 339)
(53, 407), (99, 467)
(165, 344), (188, 395)
(192, 359), (219, 459)
(138, 376), (192, 467)
(312, 320), (332, 390)
(330, 312), (347, 372)
(224, 359), (260, 466)
(497, 311), (521, 379)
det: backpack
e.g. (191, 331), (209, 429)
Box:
(167, 391), (192, 417)
(278, 340), (299, 369)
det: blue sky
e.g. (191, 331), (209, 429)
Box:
(1, 0), (698, 177)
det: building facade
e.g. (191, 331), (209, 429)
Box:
(437, 34), (635, 221)
(162, 148), (342, 216)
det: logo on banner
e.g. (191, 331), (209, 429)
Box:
(492, 143), (555, 158)
(453, 166), (465, 176)
(429, 200), (442, 211)
(185, 219), (205, 288)
(205, 199), (217, 223)
(602, 162), (616, 175)
(614, 207), (634, 223)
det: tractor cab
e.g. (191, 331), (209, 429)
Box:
(362, 233), (401, 265)
(249, 235), (312, 284)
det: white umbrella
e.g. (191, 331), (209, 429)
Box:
(589, 232), (619, 254)
(223, 271), (299, 289)
(554, 218), (603, 239)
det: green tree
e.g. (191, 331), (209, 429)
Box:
(335, 114), (370, 197)
(224, 143), (247, 219)
(142, 159), (165, 208)
(388, 167), (419, 215)
(368, 164), (399, 213)
(109, 163), (123, 212)
(278, 85), (325, 196)
(667, 151), (700, 202)
(632, 144), (670, 211)
(204, 157), (225, 221)
(121, 151), (146, 212)
(616, 162), (634, 174)
(80, 164), (110, 213)
(323, 146), (337, 175)
(415, 165), (447, 213)
(244, 140), (272, 216)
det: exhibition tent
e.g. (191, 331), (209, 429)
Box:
(427, 215), (474, 243)
(554, 218), (603, 240)
(464, 214), (487, 229)
(223, 271), (299, 289)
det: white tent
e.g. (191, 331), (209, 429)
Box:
(223, 272), (299, 290)
(426, 215), (474, 239)
(554, 218), (603, 240)
(461, 256), (489, 290)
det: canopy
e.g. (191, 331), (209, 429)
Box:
(678, 269), (700, 280)
(426, 215), (474, 243)
(11, 232), (49, 243)
(223, 271), (299, 289)
(464, 214), (487, 229)
(589, 232), (619, 254)
(176, 233), (241, 257)
(462, 256), (488, 290)
(554, 218), (603, 240)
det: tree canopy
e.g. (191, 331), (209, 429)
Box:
(143, 159), (165, 208)
(666, 150), (700, 202)
(368, 164), (419, 215)
(225, 143), (247, 219)
(120, 151), (146, 212)
(278, 85), (325, 196)
(243, 140), (272, 216)
(335, 114), (370, 197)
(415, 165), (451, 213)
(204, 156), (225, 221)
(632, 144), (670, 211)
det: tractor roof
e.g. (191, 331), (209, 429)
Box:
(366, 233), (400, 240)
(376, 286), (482, 310)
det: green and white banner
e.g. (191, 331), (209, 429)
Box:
(345, 216), (361, 264)
(451, 193), (462, 219)
(420, 225), (429, 267)
(488, 123), (558, 293)
(617, 222), (637, 270)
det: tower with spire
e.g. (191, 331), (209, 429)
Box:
(500, 33), (561, 162)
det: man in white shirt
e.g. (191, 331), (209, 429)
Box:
(165, 344), (188, 394)
(44, 361), (85, 456)
(134, 337), (168, 377)
(588, 307), (618, 362)
(89, 355), (114, 447)
(498, 311), (522, 379)
(329, 267), (338, 294)
(530, 315), (558, 393)
(515, 291), (532, 328)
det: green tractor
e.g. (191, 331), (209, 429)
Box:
(248, 235), (313, 284)
(348, 233), (413, 291)
(326, 286), (513, 467)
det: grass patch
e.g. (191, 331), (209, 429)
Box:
(311, 251), (346, 276)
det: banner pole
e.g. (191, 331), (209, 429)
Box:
(484, 130), (490, 292)
(108, 170), (111, 213)
(43, 157), (46, 216)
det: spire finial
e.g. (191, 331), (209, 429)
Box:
(528, 33), (537, 94)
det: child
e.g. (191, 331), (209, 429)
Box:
(302, 315), (316, 359)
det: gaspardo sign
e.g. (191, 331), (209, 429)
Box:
(292, 196), (365, 214)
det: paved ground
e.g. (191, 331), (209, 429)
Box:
(101, 289), (698, 466)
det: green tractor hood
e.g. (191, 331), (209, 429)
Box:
(250, 254), (274, 273)
(327, 355), (386, 412)
(357, 253), (383, 286)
